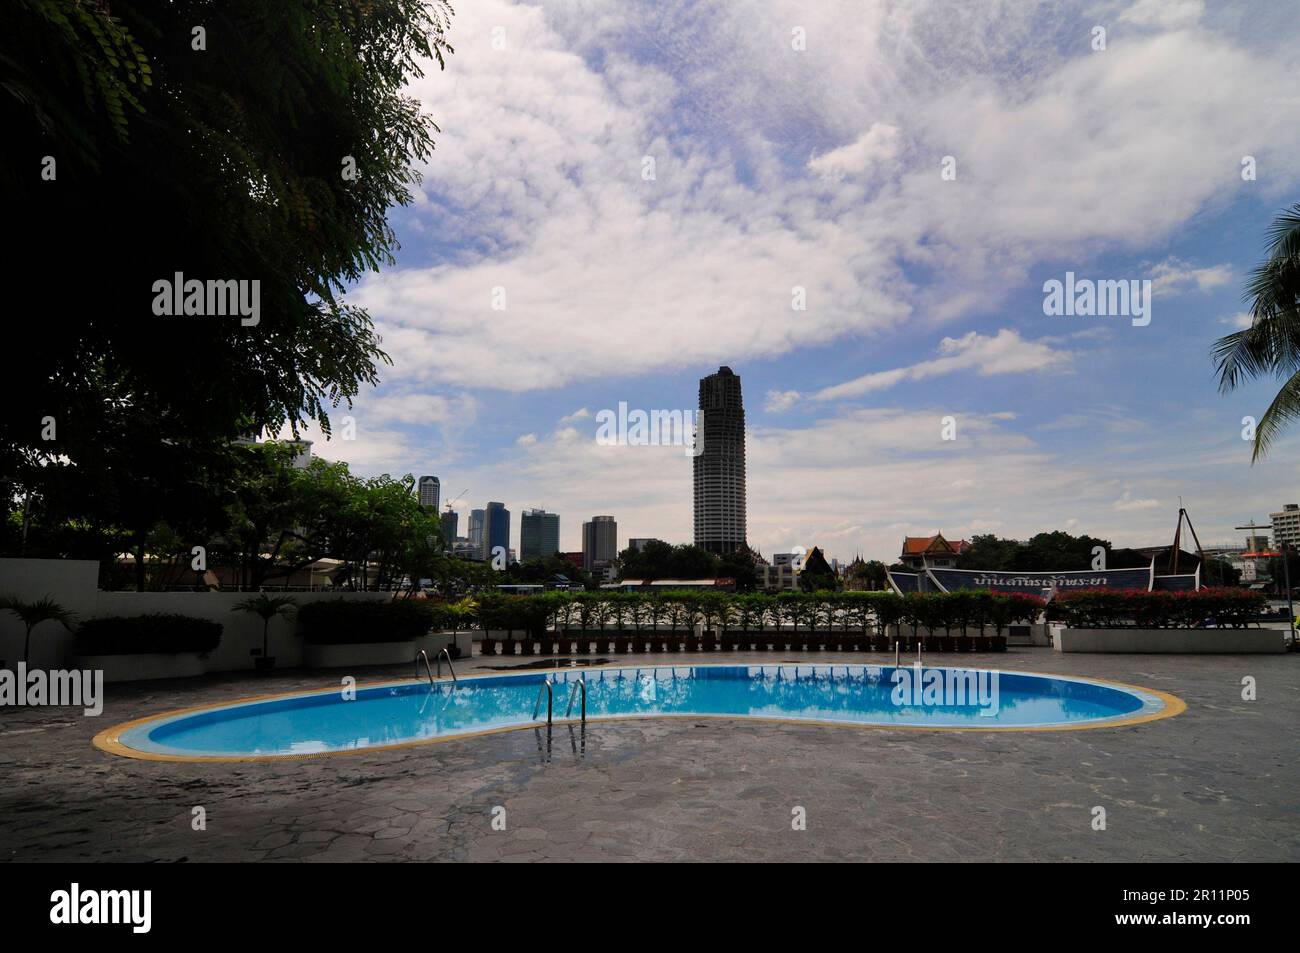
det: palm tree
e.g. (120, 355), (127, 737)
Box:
(231, 594), (298, 663)
(1214, 203), (1300, 461)
(0, 595), (77, 664)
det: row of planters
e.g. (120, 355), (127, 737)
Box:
(482, 629), (1013, 656)
(475, 590), (1046, 655)
(1046, 588), (1270, 628)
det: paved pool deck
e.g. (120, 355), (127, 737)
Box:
(1, 648), (1296, 862)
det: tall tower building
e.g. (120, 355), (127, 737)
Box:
(693, 366), (747, 554)
(440, 509), (458, 544)
(582, 515), (618, 572)
(520, 509), (560, 561)
(483, 502), (510, 562)
(468, 509), (485, 548)
(417, 475), (440, 510)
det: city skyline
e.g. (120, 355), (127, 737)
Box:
(280, 0), (1300, 563)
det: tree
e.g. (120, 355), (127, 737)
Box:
(1214, 204), (1300, 460)
(3, 1), (455, 530)
(231, 594), (298, 662)
(0, 595), (76, 664)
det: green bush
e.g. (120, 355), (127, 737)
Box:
(75, 614), (223, 656)
(297, 599), (435, 644)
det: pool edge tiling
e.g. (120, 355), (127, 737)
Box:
(92, 663), (1187, 763)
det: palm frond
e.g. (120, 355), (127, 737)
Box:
(1251, 369), (1300, 462)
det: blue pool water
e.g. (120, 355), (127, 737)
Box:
(111, 665), (1173, 759)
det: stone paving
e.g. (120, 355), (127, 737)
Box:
(1, 649), (1296, 862)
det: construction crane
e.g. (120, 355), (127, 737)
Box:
(444, 488), (468, 513)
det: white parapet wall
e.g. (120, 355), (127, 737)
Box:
(1054, 627), (1287, 654)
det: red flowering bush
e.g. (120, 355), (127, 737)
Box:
(1048, 588), (1268, 629)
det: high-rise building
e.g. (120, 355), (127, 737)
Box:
(520, 509), (560, 560)
(483, 502), (510, 562)
(468, 509), (485, 547)
(582, 515), (618, 571)
(440, 509), (458, 544)
(693, 366), (747, 554)
(417, 475), (440, 510)
(628, 537), (661, 552)
(1271, 504), (1300, 549)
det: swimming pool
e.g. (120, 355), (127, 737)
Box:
(94, 664), (1184, 761)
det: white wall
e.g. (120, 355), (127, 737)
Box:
(0, 558), (99, 669)
(1054, 627), (1287, 654)
(1, 557), (391, 673)
(93, 590), (391, 672)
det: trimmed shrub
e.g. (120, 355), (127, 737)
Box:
(75, 614), (223, 656)
(297, 599), (435, 644)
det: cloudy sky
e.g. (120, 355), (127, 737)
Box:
(300, 0), (1300, 562)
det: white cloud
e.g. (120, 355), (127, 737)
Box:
(1219, 311), (1253, 329)
(764, 389), (802, 413)
(1149, 257), (1233, 295)
(1113, 490), (1161, 511)
(1119, 0), (1204, 30)
(807, 122), (900, 178)
(348, 0), (1300, 393)
(559, 407), (592, 423)
(516, 433), (538, 446)
(812, 329), (1070, 401)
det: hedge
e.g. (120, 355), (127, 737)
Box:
(1046, 588), (1269, 629)
(75, 614), (223, 656)
(297, 599), (436, 644)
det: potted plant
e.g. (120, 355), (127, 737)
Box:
(232, 593), (297, 672)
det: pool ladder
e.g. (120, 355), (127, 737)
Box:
(532, 675), (586, 726)
(415, 648), (457, 687)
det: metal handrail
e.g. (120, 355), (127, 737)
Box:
(415, 650), (435, 686)
(565, 675), (586, 722)
(533, 678), (553, 725)
(436, 647), (457, 682)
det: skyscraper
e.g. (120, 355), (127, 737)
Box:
(417, 475), (440, 510)
(693, 366), (747, 554)
(483, 502), (510, 562)
(468, 509), (485, 548)
(520, 508), (560, 560)
(440, 509), (458, 544)
(582, 515), (618, 571)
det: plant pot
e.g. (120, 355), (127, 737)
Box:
(613, 636), (629, 653)
(720, 632), (735, 651)
(501, 637), (517, 656)
(519, 636), (535, 656)
(923, 635), (942, 652)
(991, 635), (1007, 652)
(975, 635), (993, 652)
(684, 634), (700, 652)
(481, 636), (498, 656)
(664, 633), (682, 652)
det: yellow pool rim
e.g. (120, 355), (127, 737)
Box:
(91, 662), (1188, 763)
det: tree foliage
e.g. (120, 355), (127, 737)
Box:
(2, 0), (455, 528)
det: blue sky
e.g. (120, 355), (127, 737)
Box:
(291, 0), (1300, 562)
